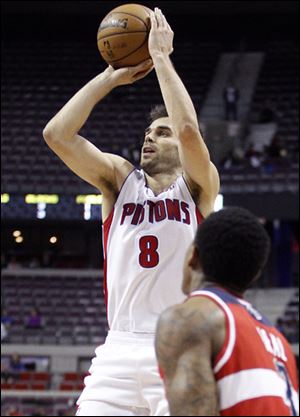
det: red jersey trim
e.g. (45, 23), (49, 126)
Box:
(189, 290), (236, 373)
(195, 206), (204, 224)
(102, 208), (115, 315)
(158, 365), (165, 380)
(218, 368), (299, 415)
(102, 168), (136, 223)
(101, 169), (135, 315)
(181, 174), (205, 222)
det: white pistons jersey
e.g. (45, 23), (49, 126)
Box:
(103, 169), (203, 333)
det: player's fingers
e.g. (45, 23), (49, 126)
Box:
(105, 65), (114, 74)
(154, 7), (164, 28)
(133, 59), (153, 72)
(140, 64), (154, 77)
(149, 10), (157, 29)
(132, 64), (154, 81)
(166, 20), (173, 33)
(158, 9), (168, 28)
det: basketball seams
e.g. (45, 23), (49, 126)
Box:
(97, 6), (151, 67)
(100, 33), (149, 64)
(97, 30), (147, 42)
(99, 11), (149, 31)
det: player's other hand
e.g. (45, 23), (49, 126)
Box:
(148, 8), (174, 58)
(105, 59), (154, 86)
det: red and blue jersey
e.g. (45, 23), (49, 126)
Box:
(190, 287), (299, 416)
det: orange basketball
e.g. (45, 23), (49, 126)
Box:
(97, 3), (152, 69)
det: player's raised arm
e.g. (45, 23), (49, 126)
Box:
(43, 61), (153, 195)
(148, 8), (219, 216)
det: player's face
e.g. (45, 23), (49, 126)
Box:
(140, 117), (181, 174)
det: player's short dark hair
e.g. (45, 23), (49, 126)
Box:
(148, 104), (168, 123)
(194, 207), (271, 292)
(148, 104), (205, 137)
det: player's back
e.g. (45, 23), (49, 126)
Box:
(190, 287), (299, 416)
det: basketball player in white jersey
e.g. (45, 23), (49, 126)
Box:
(43, 8), (219, 416)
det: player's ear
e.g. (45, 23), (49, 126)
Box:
(251, 269), (262, 286)
(187, 244), (200, 271)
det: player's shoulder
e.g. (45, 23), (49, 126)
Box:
(157, 296), (222, 344)
(105, 152), (134, 170)
(156, 304), (189, 347)
(156, 299), (224, 363)
(104, 153), (141, 189)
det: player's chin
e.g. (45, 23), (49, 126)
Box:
(140, 159), (147, 170)
(140, 158), (157, 174)
(140, 154), (155, 166)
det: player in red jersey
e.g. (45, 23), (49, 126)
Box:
(155, 207), (299, 416)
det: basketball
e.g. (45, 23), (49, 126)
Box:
(97, 3), (152, 69)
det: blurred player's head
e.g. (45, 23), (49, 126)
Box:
(140, 104), (181, 175)
(182, 207), (271, 295)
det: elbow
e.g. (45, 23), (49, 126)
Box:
(179, 122), (201, 142)
(179, 122), (211, 162)
(43, 123), (64, 147)
(42, 127), (51, 143)
(181, 121), (208, 146)
(43, 124), (55, 144)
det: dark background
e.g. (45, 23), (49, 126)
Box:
(1, 1), (299, 278)
(2, 1), (299, 43)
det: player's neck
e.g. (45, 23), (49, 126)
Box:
(200, 281), (244, 298)
(144, 169), (181, 195)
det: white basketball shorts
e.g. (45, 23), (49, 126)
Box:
(76, 331), (169, 416)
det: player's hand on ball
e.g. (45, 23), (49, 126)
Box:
(105, 59), (154, 86)
(149, 8), (174, 58)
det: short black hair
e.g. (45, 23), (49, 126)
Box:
(194, 207), (271, 292)
(148, 104), (205, 138)
(148, 104), (168, 123)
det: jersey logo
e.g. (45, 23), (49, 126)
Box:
(256, 326), (287, 362)
(120, 198), (191, 226)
